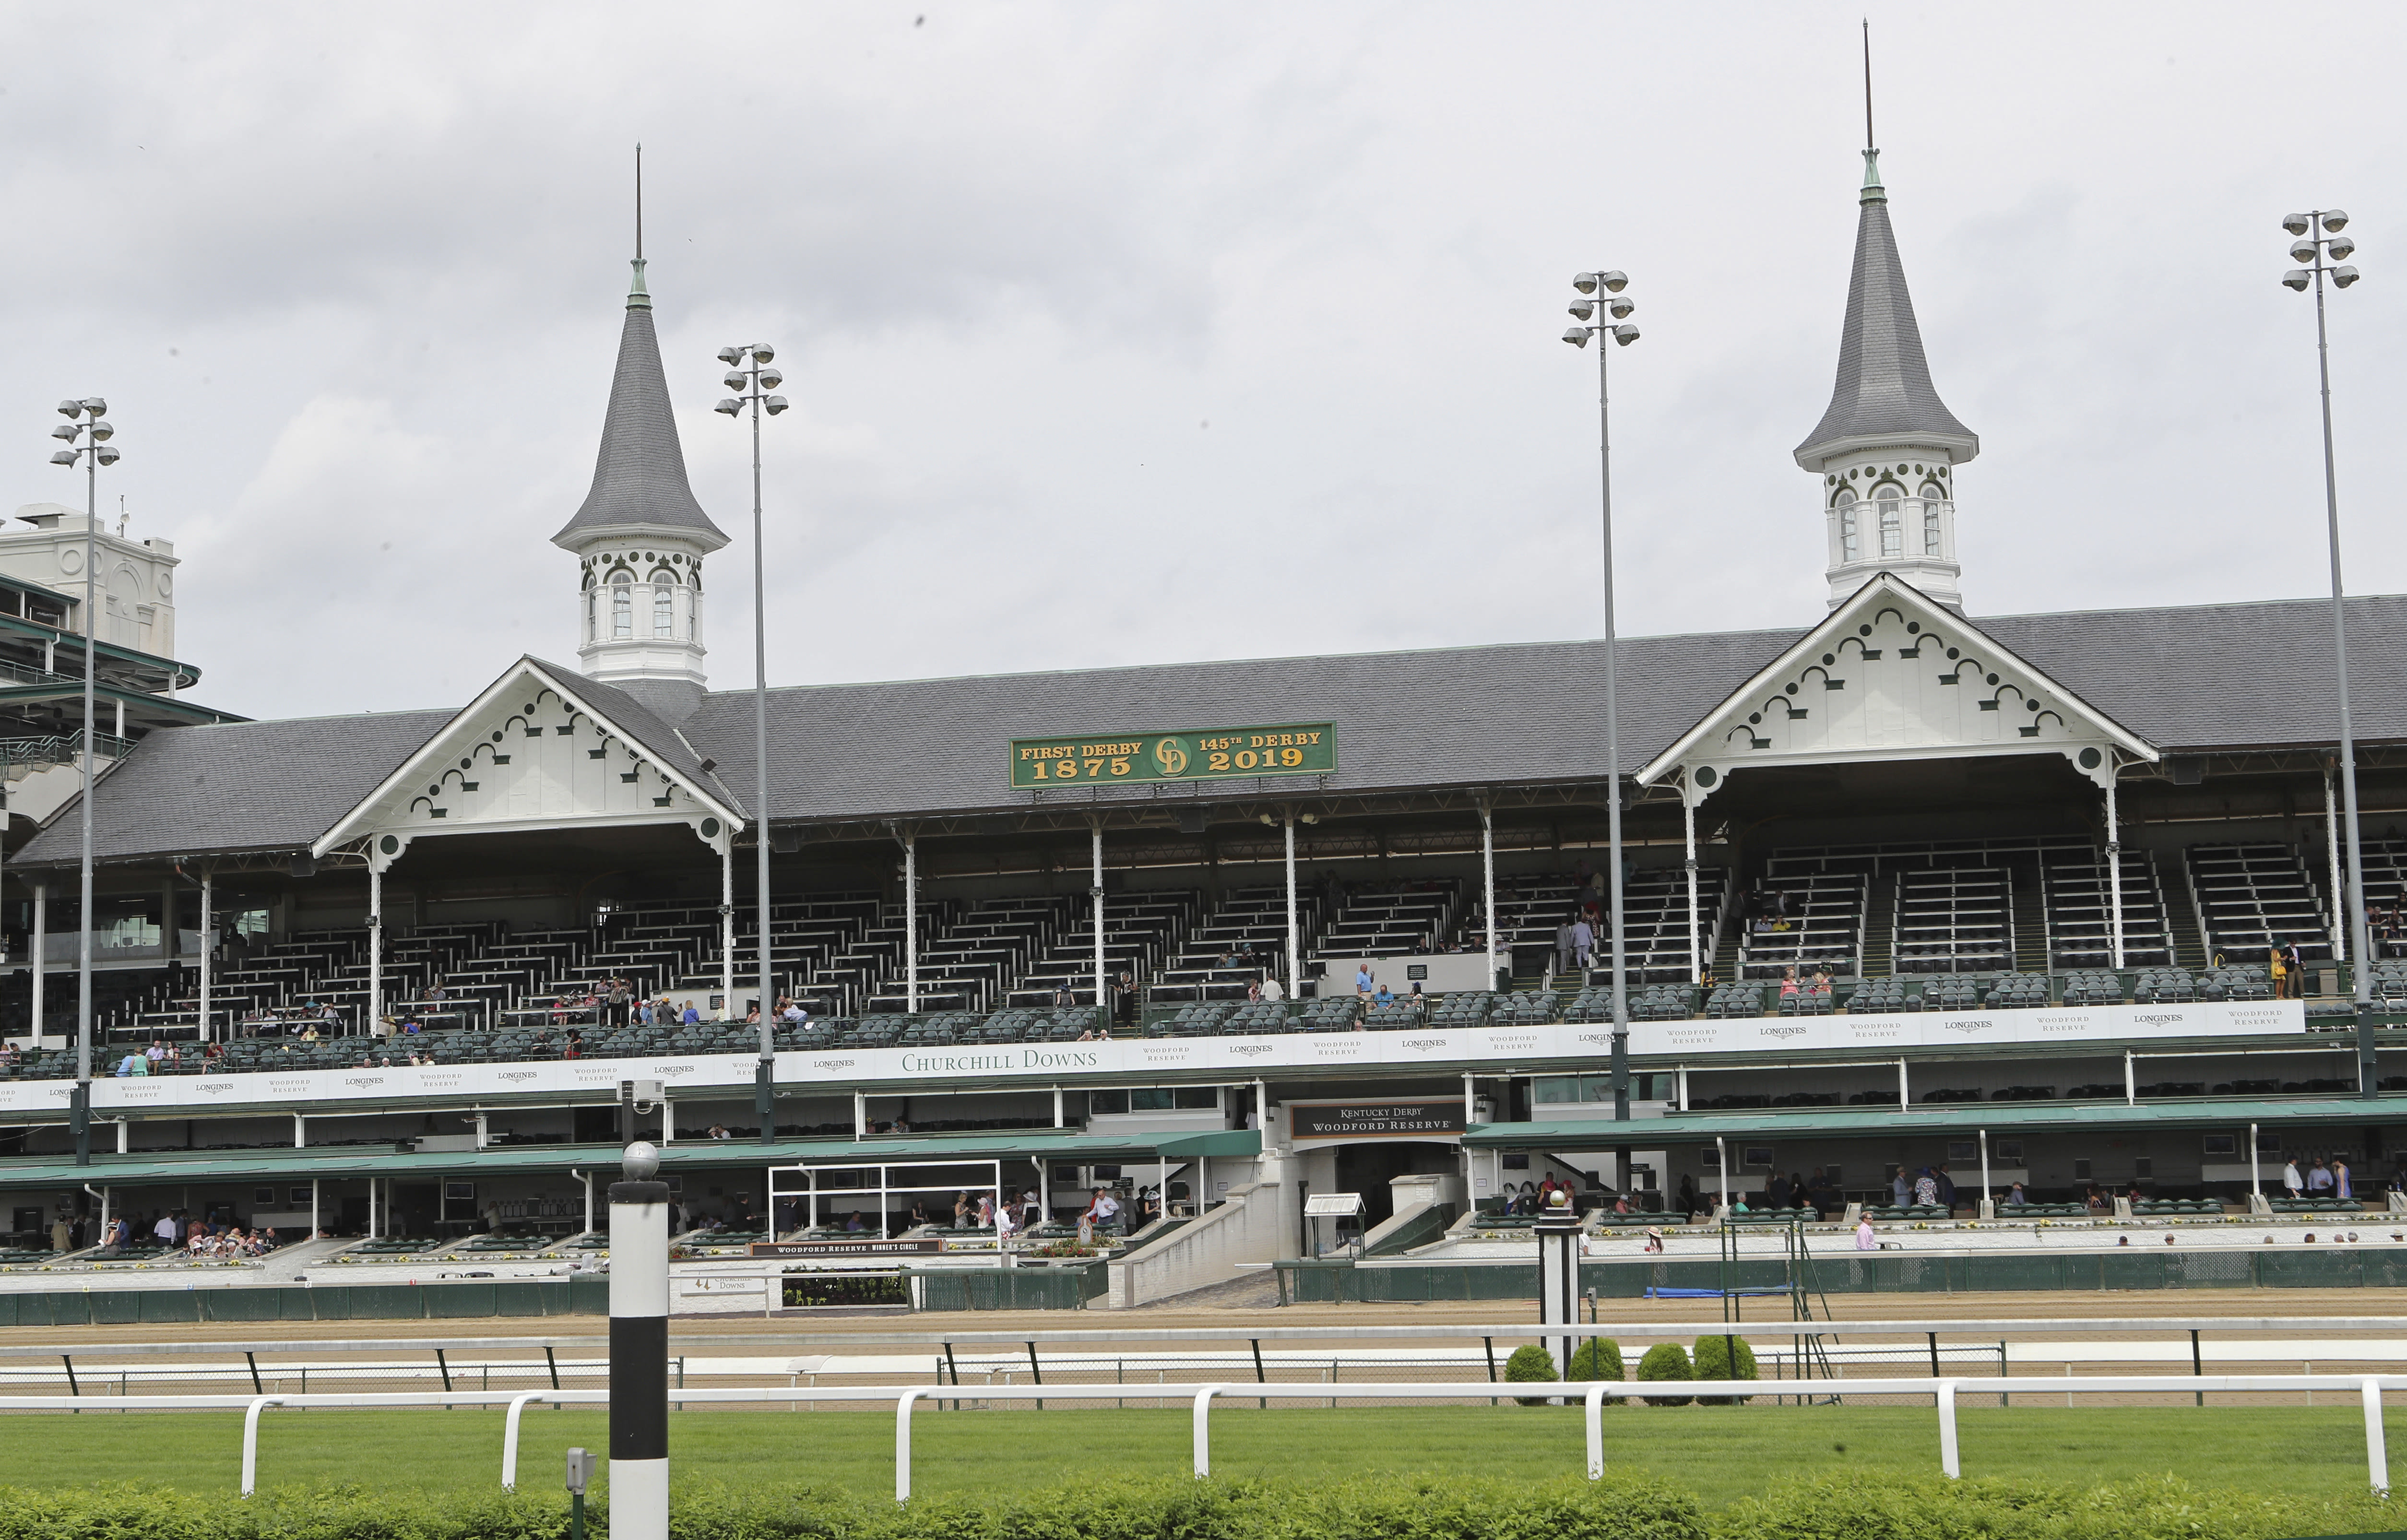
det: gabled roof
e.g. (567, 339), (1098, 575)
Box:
(1635, 573), (2156, 786)
(1794, 152), (1978, 467)
(549, 260), (726, 549)
(309, 656), (744, 857)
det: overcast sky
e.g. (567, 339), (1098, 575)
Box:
(3, 3), (2402, 722)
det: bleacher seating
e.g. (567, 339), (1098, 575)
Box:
(1981, 972), (2051, 1009)
(1738, 872), (1867, 979)
(1314, 880), (1457, 960)
(1574, 866), (1734, 985)
(2043, 847), (2174, 969)
(2186, 843), (2333, 963)
(1891, 866), (2013, 973)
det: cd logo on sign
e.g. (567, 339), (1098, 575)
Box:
(1154, 738), (1189, 776)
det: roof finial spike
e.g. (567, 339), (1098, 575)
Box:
(1858, 22), (1885, 206)
(628, 142), (651, 310)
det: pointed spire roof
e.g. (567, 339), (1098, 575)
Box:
(1793, 150), (1979, 469)
(551, 259), (728, 550)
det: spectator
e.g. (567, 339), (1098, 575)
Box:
(1355, 964), (1375, 997)
(708, 1124), (730, 1141)
(2284, 940), (2306, 998)
(681, 1000), (701, 1025)
(1890, 1167), (1913, 1207)
(2335, 1157), (2354, 1201)
(843, 1210), (866, 1232)
(1571, 916), (1595, 969)
(2285, 1157), (2305, 1200)
(1787, 1172), (1812, 1217)
(1052, 982), (1074, 1008)
(1934, 1164), (1957, 1213)
(2309, 1158), (2335, 1196)
(1913, 1168), (1940, 1206)
(1113, 973), (1137, 1031)
(2269, 945), (2289, 1000)
(1556, 920), (1577, 974)
(1373, 983), (1394, 1008)
(1780, 966), (1801, 998)
(1085, 1186), (1122, 1229)
(1767, 1172), (1792, 1210)
(1855, 1215), (1877, 1250)
(1260, 974), (1284, 1002)
(1676, 1173), (1697, 1217)
(2005, 1181), (2028, 1207)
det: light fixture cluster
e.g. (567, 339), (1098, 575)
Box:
(713, 345), (787, 416)
(1562, 271), (1638, 348)
(48, 399), (119, 467)
(2281, 210), (2360, 292)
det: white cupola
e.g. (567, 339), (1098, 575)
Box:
(1795, 149), (1979, 610)
(550, 255), (728, 722)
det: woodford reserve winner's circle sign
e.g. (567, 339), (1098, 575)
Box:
(1010, 723), (1336, 788)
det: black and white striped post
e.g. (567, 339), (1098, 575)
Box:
(610, 1140), (670, 1539)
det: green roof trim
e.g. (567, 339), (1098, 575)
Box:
(1464, 1096), (2403, 1149)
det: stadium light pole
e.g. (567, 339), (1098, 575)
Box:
(715, 347), (788, 1143)
(1563, 273), (1638, 1123)
(46, 398), (117, 1167)
(2279, 212), (2375, 1097)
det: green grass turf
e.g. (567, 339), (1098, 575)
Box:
(23, 1405), (2401, 1508)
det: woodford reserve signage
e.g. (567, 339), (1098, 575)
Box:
(1010, 723), (1335, 788)
(1288, 1100), (1467, 1140)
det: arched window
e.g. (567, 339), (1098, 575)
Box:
(689, 577), (703, 642)
(1921, 484), (1946, 556)
(1835, 489), (1860, 562)
(582, 574), (598, 643)
(1877, 486), (1903, 558)
(610, 571), (633, 639)
(651, 569), (677, 638)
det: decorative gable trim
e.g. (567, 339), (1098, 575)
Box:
(1636, 574), (2157, 797)
(312, 659), (742, 865)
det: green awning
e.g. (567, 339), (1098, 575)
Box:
(1463, 1096), (2403, 1149)
(0, 1127), (1250, 1192)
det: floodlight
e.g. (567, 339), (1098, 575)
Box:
(757, 368), (782, 390)
(2322, 210), (2348, 232)
(1596, 270), (1628, 293)
(2326, 235), (2355, 261)
(2291, 240), (2320, 264)
(1612, 324), (1640, 346)
(2284, 213), (2313, 236)
(1562, 326), (1590, 347)
(1606, 294), (1635, 319)
(48, 450), (76, 466)
(56, 400), (81, 418)
(85, 420), (112, 442)
(1569, 298), (1596, 321)
(723, 372), (747, 391)
(78, 398), (105, 416)
(717, 346), (744, 365)
(94, 445), (119, 465)
(763, 395), (788, 415)
(714, 398), (742, 415)
(2283, 269), (2312, 292)
(49, 423), (76, 441)
(2333, 265), (2360, 288)
(749, 344), (774, 364)
(1572, 271), (1601, 294)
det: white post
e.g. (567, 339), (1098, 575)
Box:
(854, 1091), (866, 1140)
(309, 1179), (319, 1237)
(1191, 1385), (1221, 1477)
(293, 1115), (305, 1149)
(367, 861), (383, 1036)
(2327, 763), (2348, 965)
(2364, 1376), (2390, 1497)
(1479, 800), (1498, 992)
(2105, 770), (2125, 971)
(1715, 1134), (1728, 1211)
(719, 845), (735, 1020)
(1091, 823), (1106, 1030)
(1283, 812), (1300, 1002)
(2250, 1122), (2261, 1199)
(903, 831), (918, 1014)
(2124, 1051), (2137, 1106)
(1684, 791), (1701, 986)
(1979, 1129), (1990, 1206)
(1937, 1381), (1960, 1479)
(367, 1176), (378, 1240)
(1897, 1058), (1909, 1109)
(198, 871), (213, 1043)
(1052, 1086), (1064, 1128)
(30, 882), (45, 1042)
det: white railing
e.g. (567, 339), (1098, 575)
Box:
(1111, 1180), (1285, 1307)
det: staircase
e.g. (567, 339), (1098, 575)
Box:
(1712, 914), (1745, 985)
(1859, 873), (1896, 980)
(2009, 857), (2050, 974)
(2159, 854), (2210, 971)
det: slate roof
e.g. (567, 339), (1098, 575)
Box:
(18, 708), (451, 865)
(548, 263), (726, 548)
(18, 593), (2407, 867)
(1794, 154), (1978, 465)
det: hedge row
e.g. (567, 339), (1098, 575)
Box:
(0, 1473), (2395, 1540)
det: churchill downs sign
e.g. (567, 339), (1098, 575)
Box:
(1010, 723), (1336, 788)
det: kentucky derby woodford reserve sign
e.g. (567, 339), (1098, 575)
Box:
(1010, 723), (1335, 788)
(747, 1239), (943, 1257)
(1288, 1099), (1467, 1140)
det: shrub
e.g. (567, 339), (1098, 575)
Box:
(1636, 1341), (1694, 1405)
(1714, 1472), (2400, 1540)
(1690, 1331), (1757, 1404)
(1565, 1336), (1625, 1391)
(1504, 1342), (1557, 1405)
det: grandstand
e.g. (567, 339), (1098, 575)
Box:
(2, 142), (2405, 1303)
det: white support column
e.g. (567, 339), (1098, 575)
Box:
(1051, 1086), (1064, 1127)
(30, 882), (45, 1043)
(2105, 768), (2126, 971)
(1091, 822), (1106, 1029)
(1283, 812), (1300, 1001)
(116, 1120), (129, 1154)
(367, 861), (383, 1036)
(1479, 800), (1498, 993)
(2327, 762), (2348, 965)
(2124, 1051), (2136, 1106)
(2250, 1122), (2261, 1199)
(1897, 1058), (1909, 1109)
(310, 1179), (320, 1237)
(853, 1091), (866, 1140)
(1683, 790), (1701, 985)
(903, 832), (919, 1014)
(719, 845), (735, 1021)
(199, 871), (213, 1043)
(293, 1115), (306, 1149)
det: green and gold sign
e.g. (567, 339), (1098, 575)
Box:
(1011, 723), (1336, 788)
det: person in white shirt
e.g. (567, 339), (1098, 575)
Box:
(1085, 1187), (1122, 1228)
(1570, 918), (1595, 969)
(153, 1214), (179, 1247)
(1259, 976), (1284, 1002)
(2284, 1159), (2304, 1200)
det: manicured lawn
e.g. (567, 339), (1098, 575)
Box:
(25, 1404), (2400, 1507)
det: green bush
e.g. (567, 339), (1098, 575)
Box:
(1690, 1332), (1757, 1405)
(1715, 1472), (2400, 1540)
(1636, 1341), (1694, 1405)
(1566, 1336), (1625, 1389)
(1504, 1342), (1557, 1405)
